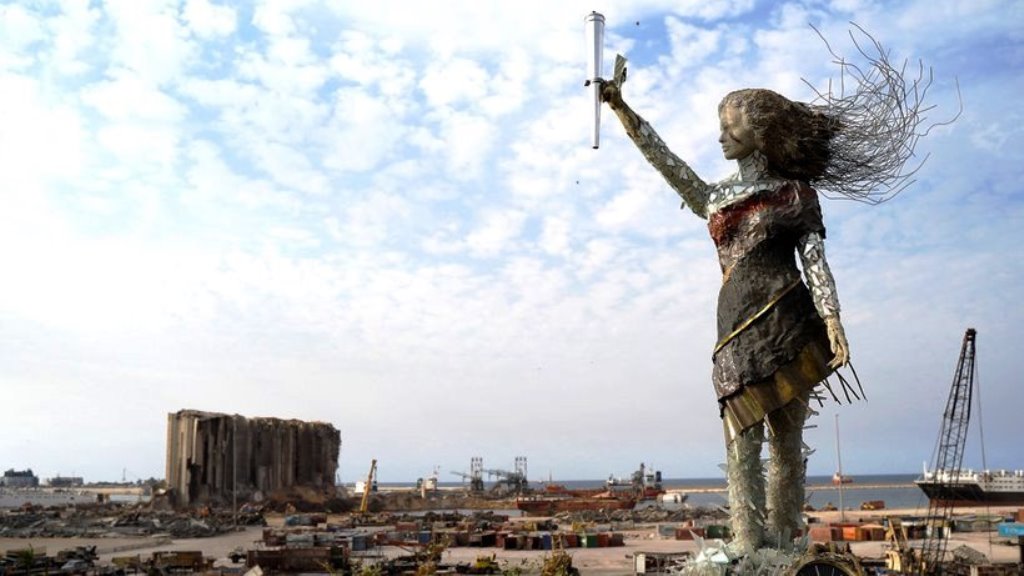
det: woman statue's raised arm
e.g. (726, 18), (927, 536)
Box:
(601, 81), (711, 219)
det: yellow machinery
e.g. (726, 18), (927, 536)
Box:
(359, 459), (377, 514)
(885, 517), (919, 573)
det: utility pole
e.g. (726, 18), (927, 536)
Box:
(836, 414), (845, 523)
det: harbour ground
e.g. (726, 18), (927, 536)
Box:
(2, 506), (1020, 574)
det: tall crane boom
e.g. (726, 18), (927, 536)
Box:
(920, 328), (977, 575)
(359, 459), (377, 514)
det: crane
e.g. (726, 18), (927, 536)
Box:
(450, 456), (484, 493)
(918, 328), (977, 575)
(484, 456), (529, 495)
(450, 471), (484, 493)
(359, 459), (377, 514)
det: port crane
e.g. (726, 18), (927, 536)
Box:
(450, 457), (485, 493)
(918, 328), (977, 575)
(484, 456), (529, 495)
(886, 329), (977, 575)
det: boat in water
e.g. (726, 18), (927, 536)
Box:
(832, 472), (854, 485)
(605, 463), (666, 501)
(915, 468), (1024, 506)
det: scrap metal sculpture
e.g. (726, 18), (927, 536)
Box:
(590, 21), (954, 555)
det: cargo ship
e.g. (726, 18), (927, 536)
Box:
(915, 468), (1024, 506)
(605, 462), (666, 501)
(515, 490), (637, 516)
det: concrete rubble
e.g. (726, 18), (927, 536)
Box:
(0, 502), (265, 539)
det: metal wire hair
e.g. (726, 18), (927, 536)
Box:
(804, 23), (962, 204)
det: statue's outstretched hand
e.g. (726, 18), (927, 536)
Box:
(597, 54), (628, 110)
(598, 79), (624, 110)
(826, 315), (850, 369)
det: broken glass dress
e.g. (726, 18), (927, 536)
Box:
(707, 172), (837, 441)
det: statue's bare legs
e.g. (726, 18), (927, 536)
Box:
(727, 394), (810, 553)
(765, 396), (809, 545)
(726, 423), (766, 553)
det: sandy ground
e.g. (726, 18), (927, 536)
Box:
(2, 507), (1020, 574)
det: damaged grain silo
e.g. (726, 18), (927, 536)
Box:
(165, 409), (341, 507)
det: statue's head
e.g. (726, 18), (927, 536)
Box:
(718, 88), (837, 181)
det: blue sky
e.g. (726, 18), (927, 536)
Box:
(1, 0), (1021, 484)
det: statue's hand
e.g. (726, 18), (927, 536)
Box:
(597, 79), (624, 110)
(596, 55), (628, 111)
(826, 315), (850, 369)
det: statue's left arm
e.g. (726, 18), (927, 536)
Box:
(799, 232), (850, 368)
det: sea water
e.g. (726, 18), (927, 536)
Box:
(405, 473), (930, 512)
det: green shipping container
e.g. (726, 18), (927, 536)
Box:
(705, 524), (731, 539)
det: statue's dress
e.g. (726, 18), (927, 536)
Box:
(708, 181), (834, 441)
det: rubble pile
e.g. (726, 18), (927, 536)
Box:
(0, 503), (265, 539)
(554, 505), (727, 524)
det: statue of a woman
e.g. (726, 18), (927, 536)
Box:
(594, 20), (954, 554)
(600, 83), (850, 551)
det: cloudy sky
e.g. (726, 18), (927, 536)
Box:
(1, 0), (1021, 485)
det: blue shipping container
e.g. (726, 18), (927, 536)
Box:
(997, 522), (1024, 537)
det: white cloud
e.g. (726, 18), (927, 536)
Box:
(662, 17), (723, 69)
(337, 192), (411, 249)
(0, 4), (44, 68)
(238, 35), (327, 95)
(329, 31), (417, 99)
(438, 112), (496, 180)
(183, 0), (237, 38)
(45, 0), (102, 76)
(419, 58), (491, 108)
(540, 215), (573, 256)
(0, 74), (89, 186)
(596, 185), (656, 229)
(466, 209), (527, 257)
(251, 0), (316, 37)
(103, 0), (196, 85)
(319, 87), (407, 173)
(95, 123), (180, 175)
(81, 72), (187, 121)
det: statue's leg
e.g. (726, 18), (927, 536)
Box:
(765, 395), (809, 546)
(726, 422), (765, 553)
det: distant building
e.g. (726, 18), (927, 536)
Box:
(166, 409), (341, 506)
(1, 469), (40, 488)
(48, 476), (85, 487)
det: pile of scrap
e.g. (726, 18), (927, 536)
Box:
(553, 504), (725, 525)
(0, 503), (264, 539)
(1, 547), (63, 576)
(0, 545), (98, 576)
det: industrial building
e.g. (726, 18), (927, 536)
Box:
(1, 469), (39, 488)
(165, 409), (341, 506)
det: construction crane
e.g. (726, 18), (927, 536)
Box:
(359, 459), (377, 514)
(918, 328), (977, 575)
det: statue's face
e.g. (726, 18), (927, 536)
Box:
(719, 105), (756, 160)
